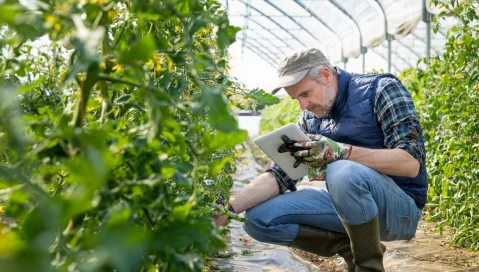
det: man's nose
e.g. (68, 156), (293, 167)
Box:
(298, 99), (308, 110)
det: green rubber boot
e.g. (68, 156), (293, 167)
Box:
(341, 216), (385, 272)
(289, 225), (357, 272)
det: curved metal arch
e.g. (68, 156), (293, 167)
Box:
(244, 45), (277, 68)
(369, 48), (400, 72)
(245, 27), (290, 56)
(410, 32), (441, 55)
(247, 35), (289, 56)
(237, 0), (307, 48)
(247, 17), (294, 52)
(369, 0), (394, 72)
(262, 0), (331, 57)
(380, 43), (412, 70)
(291, 0), (344, 61)
(394, 38), (421, 59)
(243, 40), (279, 67)
(327, 0), (367, 72)
(246, 38), (284, 61)
(371, 1), (431, 69)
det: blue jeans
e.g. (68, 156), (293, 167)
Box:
(243, 160), (422, 246)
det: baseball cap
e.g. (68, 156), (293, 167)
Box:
(271, 48), (330, 94)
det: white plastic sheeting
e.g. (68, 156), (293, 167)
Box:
(223, 0), (458, 74)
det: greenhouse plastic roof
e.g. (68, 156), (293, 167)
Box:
(221, 0), (458, 74)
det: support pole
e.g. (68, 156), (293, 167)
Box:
(387, 34), (392, 73)
(423, 0), (431, 60)
(373, 0), (393, 73)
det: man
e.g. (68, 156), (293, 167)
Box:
(215, 48), (427, 272)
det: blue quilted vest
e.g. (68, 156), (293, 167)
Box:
(301, 68), (428, 209)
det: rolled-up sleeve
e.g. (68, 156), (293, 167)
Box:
(374, 77), (426, 166)
(266, 164), (301, 194)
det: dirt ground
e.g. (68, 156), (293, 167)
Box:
(208, 145), (479, 271)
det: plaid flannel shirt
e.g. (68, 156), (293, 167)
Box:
(266, 77), (425, 194)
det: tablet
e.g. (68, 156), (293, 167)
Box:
(253, 123), (310, 180)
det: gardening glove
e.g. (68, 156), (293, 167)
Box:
(293, 134), (352, 168)
(294, 134), (352, 181)
(277, 135), (308, 168)
(278, 135), (328, 181)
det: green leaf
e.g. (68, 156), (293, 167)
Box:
(171, 202), (193, 221)
(0, 4), (18, 24)
(245, 88), (280, 106)
(204, 130), (247, 150)
(196, 87), (239, 132)
(172, 172), (192, 189)
(209, 156), (233, 176)
(216, 24), (240, 50)
(114, 94), (132, 105)
(119, 35), (156, 65)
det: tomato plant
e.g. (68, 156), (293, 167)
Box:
(0, 0), (278, 271)
(401, 0), (479, 251)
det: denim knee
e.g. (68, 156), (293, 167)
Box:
(243, 205), (284, 244)
(326, 160), (368, 199)
(243, 207), (267, 242)
(325, 160), (379, 224)
(243, 204), (296, 246)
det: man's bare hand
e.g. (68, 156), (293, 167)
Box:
(214, 214), (230, 227)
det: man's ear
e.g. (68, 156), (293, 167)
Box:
(320, 67), (332, 83)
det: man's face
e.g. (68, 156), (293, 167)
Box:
(284, 71), (338, 118)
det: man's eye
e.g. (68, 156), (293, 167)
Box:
(301, 92), (308, 97)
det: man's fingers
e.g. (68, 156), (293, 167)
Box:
(293, 141), (312, 148)
(293, 150), (310, 157)
(306, 161), (325, 168)
(277, 143), (290, 153)
(307, 134), (322, 141)
(293, 157), (303, 168)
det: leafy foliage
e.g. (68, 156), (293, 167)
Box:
(400, 0), (479, 251)
(259, 97), (303, 135)
(0, 0), (258, 271)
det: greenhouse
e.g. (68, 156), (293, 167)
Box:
(224, 0), (459, 72)
(0, 0), (478, 271)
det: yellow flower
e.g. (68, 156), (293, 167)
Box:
(112, 64), (123, 72)
(46, 15), (57, 24)
(0, 205), (4, 213)
(175, 26), (182, 33)
(454, 74), (463, 79)
(155, 64), (165, 72)
(202, 28), (210, 35)
(88, 0), (108, 4)
(145, 59), (155, 66)
(99, 61), (107, 69)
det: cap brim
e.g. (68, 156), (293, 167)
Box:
(270, 69), (310, 94)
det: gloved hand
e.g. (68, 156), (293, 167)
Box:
(278, 135), (328, 181)
(277, 135), (306, 168)
(293, 134), (352, 168)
